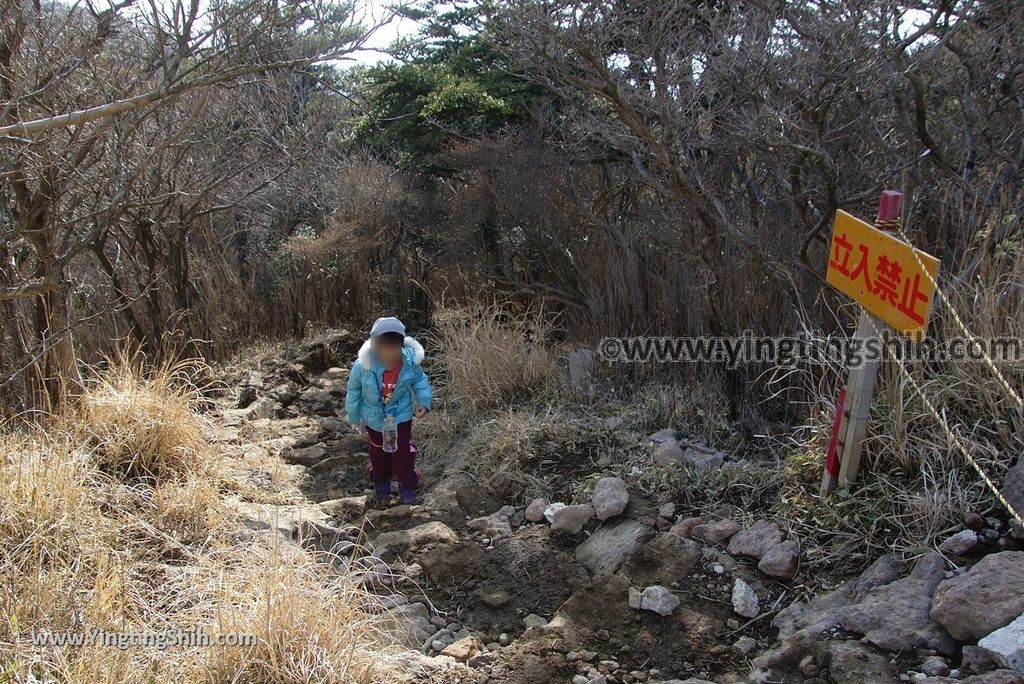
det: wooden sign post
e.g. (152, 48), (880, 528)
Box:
(820, 191), (940, 497)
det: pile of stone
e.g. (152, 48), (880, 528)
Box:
(670, 513), (802, 582)
(229, 329), (361, 421)
(525, 475), (631, 536)
(755, 550), (1024, 681)
(649, 428), (726, 474)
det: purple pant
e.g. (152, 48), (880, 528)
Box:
(366, 420), (419, 490)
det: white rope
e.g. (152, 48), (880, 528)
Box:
(860, 290), (1023, 527)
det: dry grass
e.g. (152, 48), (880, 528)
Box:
(429, 305), (558, 414)
(0, 357), (406, 684)
(72, 351), (212, 483)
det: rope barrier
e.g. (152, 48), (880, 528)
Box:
(863, 207), (1022, 526)
(862, 312), (1024, 527)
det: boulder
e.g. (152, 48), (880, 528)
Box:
(732, 578), (759, 618)
(466, 511), (513, 540)
(670, 516), (708, 539)
(961, 672), (1024, 683)
(978, 613), (1024, 673)
(654, 441), (685, 466)
(320, 495), (369, 519)
(841, 552), (956, 655)
(939, 529), (980, 556)
(727, 520), (785, 559)
(1002, 460), (1024, 519)
(525, 498), (549, 522)
(819, 639), (895, 684)
(543, 502), (566, 523)
(372, 521), (459, 560)
(567, 349), (595, 395)
(284, 444), (326, 466)
(758, 540), (800, 581)
(440, 636), (484, 662)
(575, 519), (654, 575)
(691, 518), (741, 544)
(638, 585), (679, 616)
(551, 504), (594, 535)
(388, 601), (435, 648)
(684, 448), (725, 473)
(931, 552), (1024, 641)
(269, 382), (299, 406)
(298, 387), (335, 415)
(622, 533), (703, 585)
(249, 396), (279, 419)
(591, 477), (629, 520)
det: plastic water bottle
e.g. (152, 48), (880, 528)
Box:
(382, 415), (398, 453)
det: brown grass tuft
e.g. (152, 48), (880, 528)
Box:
(430, 304), (558, 414)
(72, 351), (212, 483)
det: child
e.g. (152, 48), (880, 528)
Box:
(345, 316), (431, 504)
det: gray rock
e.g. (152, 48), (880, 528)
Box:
(1002, 460), (1024, 520)
(733, 636), (758, 654)
(525, 497), (548, 522)
(592, 477), (629, 520)
(731, 578), (759, 618)
(684, 448), (725, 473)
(575, 519), (654, 575)
(658, 502), (676, 519)
(249, 396), (279, 419)
(372, 521), (459, 560)
(727, 520), (785, 559)
(841, 552), (956, 655)
(551, 504), (594, 535)
(319, 416), (346, 433)
(638, 585), (680, 616)
(388, 601), (433, 648)
(269, 382), (299, 405)
(299, 387), (335, 414)
(931, 551), (1024, 641)
(920, 655), (951, 677)
(962, 644), (1001, 674)
(543, 502), (566, 523)
(654, 441), (685, 466)
(648, 428), (677, 444)
(978, 613), (1024, 673)
(939, 529), (980, 555)
(467, 511), (513, 540)
(284, 444), (326, 466)
(523, 613), (548, 629)
(622, 533), (702, 585)
(692, 518), (742, 544)
(320, 495), (368, 519)
(822, 640), (895, 683)
(628, 586), (642, 609)
(323, 366), (347, 380)
(758, 540), (800, 581)
(568, 348), (596, 395)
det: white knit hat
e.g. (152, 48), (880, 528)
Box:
(370, 316), (406, 338)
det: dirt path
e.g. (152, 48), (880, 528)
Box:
(210, 333), (1024, 684)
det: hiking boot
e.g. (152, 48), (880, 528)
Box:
(374, 481), (392, 501)
(399, 486), (417, 505)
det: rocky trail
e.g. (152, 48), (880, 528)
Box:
(211, 332), (1024, 684)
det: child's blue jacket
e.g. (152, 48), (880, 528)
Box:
(345, 336), (432, 431)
